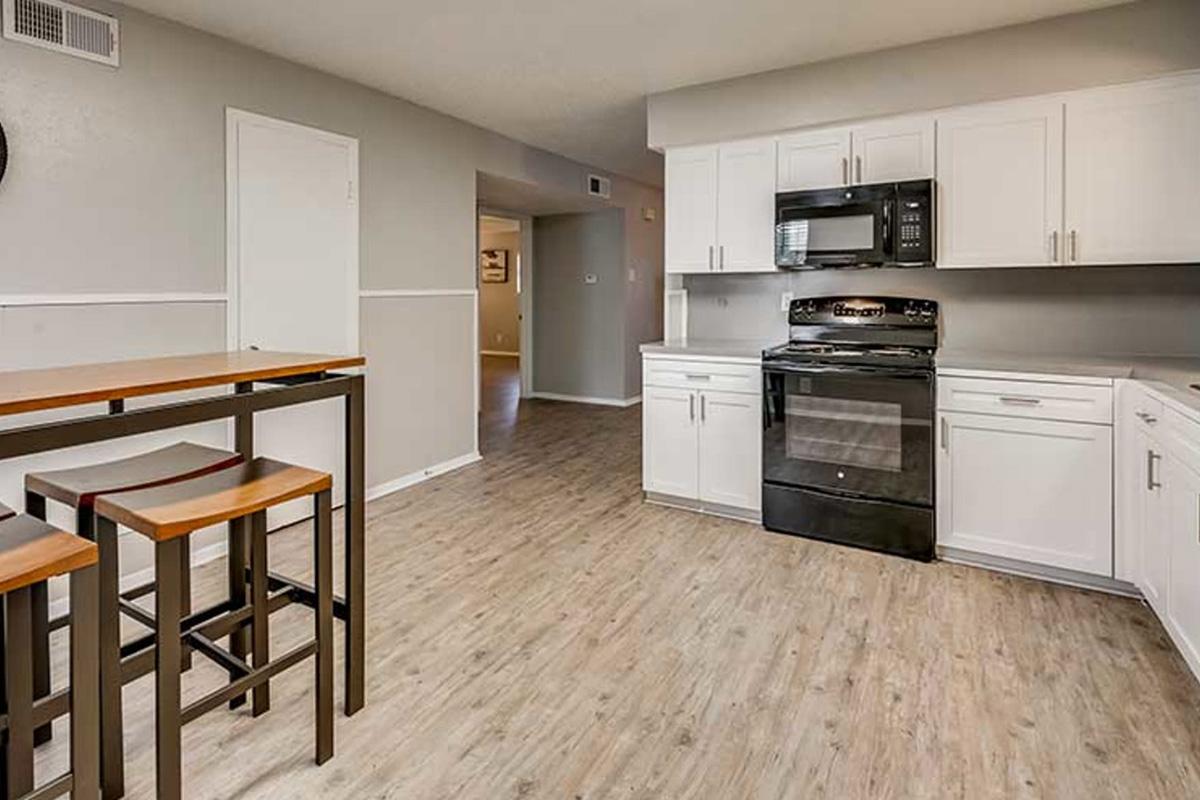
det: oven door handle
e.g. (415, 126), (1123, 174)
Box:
(762, 363), (932, 380)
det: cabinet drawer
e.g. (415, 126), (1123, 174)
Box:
(938, 376), (1112, 424)
(643, 358), (761, 395)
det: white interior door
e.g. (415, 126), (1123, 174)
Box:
(227, 108), (359, 528)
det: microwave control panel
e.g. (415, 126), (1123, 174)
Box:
(894, 182), (934, 264)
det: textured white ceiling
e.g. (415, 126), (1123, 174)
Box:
(120, 0), (1128, 186)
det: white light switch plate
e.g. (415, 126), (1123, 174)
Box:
(781, 291), (794, 312)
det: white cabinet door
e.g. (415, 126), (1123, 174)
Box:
(1065, 75), (1200, 265)
(777, 128), (851, 191)
(697, 390), (762, 512)
(1138, 426), (1170, 614)
(665, 145), (719, 274)
(643, 387), (699, 498)
(849, 117), (935, 184)
(1167, 453), (1200, 676)
(936, 99), (1064, 267)
(937, 411), (1112, 575)
(716, 137), (777, 273)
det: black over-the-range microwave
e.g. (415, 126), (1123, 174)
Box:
(775, 179), (934, 269)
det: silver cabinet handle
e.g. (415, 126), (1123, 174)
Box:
(719, 245), (725, 271)
(689, 393), (695, 422)
(940, 417), (949, 452)
(999, 396), (1042, 406)
(1050, 231), (1059, 263)
(1069, 230), (1078, 262)
(855, 155), (862, 184)
(1135, 411), (1159, 424)
(1148, 450), (1162, 491)
(700, 393), (707, 422)
(842, 157), (849, 185)
(684, 374), (711, 381)
(708, 245), (714, 271)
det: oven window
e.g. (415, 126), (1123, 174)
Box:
(785, 394), (903, 472)
(779, 215), (875, 254)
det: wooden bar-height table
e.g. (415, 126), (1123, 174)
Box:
(0, 350), (368, 717)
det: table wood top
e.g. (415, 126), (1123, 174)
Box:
(0, 350), (365, 417)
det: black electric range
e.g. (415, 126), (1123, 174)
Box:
(761, 296), (939, 560)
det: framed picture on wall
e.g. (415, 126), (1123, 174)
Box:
(480, 249), (509, 283)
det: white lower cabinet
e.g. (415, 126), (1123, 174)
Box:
(642, 356), (761, 517)
(1166, 452), (1200, 675)
(643, 387), (699, 498)
(937, 410), (1113, 576)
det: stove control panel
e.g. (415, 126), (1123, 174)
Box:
(789, 296), (939, 328)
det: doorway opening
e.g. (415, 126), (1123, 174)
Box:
(477, 212), (528, 446)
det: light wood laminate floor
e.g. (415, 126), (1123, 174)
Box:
(35, 357), (1200, 798)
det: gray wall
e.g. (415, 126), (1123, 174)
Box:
(533, 210), (628, 400)
(684, 266), (1200, 357)
(479, 230), (520, 354)
(622, 205), (665, 398)
(648, 0), (1200, 148)
(0, 1), (660, 590)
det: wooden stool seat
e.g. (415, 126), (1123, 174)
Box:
(95, 458), (331, 541)
(0, 512), (99, 799)
(92, 457), (334, 800)
(0, 513), (97, 595)
(26, 442), (243, 510)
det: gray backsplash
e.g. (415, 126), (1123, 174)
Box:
(684, 265), (1200, 355)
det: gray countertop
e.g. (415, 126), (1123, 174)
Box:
(639, 342), (1200, 414)
(936, 349), (1200, 415)
(640, 339), (772, 360)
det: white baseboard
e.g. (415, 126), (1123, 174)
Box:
(531, 392), (642, 408)
(47, 452), (484, 617)
(480, 350), (519, 358)
(366, 450), (483, 502)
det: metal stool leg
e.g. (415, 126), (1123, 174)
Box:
(227, 517), (248, 710)
(250, 510), (270, 717)
(95, 515), (125, 800)
(314, 489), (333, 765)
(154, 538), (184, 800)
(179, 537), (192, 672)
(4, 587), (35, 799)
(24, 491), (53, 748)
(70, 564), (100, 800)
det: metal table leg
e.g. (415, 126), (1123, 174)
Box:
(344, 375), (365, 716)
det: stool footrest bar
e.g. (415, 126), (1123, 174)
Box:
(181, 641), (317, 725)
(16, 773), (73, 800)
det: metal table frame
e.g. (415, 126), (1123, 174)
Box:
(0, 369), (366, 717)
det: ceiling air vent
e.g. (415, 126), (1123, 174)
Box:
(2, 0), (119, 67)
(587, 173), (611, 200)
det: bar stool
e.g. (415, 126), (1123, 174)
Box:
(93, 458), (334, 800)
(23, 443), (243, 744)
(0, 502), (99, 800)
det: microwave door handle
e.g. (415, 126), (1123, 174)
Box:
(882, 199), (895, 257)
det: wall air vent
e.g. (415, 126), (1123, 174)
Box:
(587, 173), (611, 200)
(2, 0), (119, 67)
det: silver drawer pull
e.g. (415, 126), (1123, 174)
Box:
(999, 396), (1042, 406)
(685, 374), (711, 381)
(1135, 411), (1158, 424)
(1148, 450), (1162, 491)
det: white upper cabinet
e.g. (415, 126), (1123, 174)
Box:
(665, 145), (719, 274)
(777, 128), (851, 191)
(849, 117), (935, 184)
(1065, 74), (1200, 265)
(716, 137), (777, 272)
(936, 99), (1064, 268)
(665, 139), (776, 275)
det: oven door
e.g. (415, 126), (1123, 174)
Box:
(775, 187), (895, 268)
(762, 364), (933, 506)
